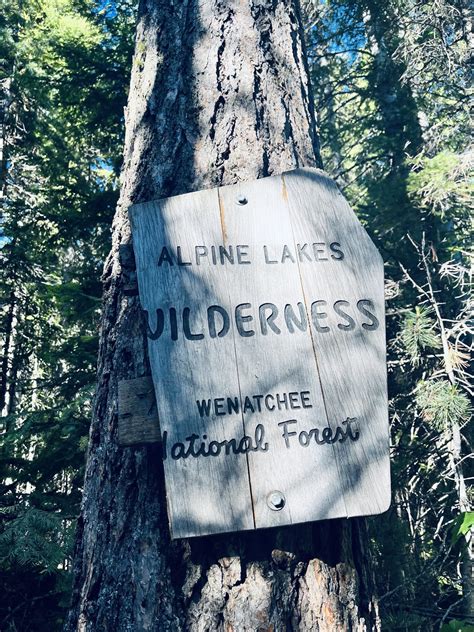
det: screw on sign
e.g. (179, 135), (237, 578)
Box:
(128, 168), (391, 539)
(267, 491), (286, 511)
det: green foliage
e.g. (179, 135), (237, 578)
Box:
(0, 507), (73, 571)
(399, 307), (441, 366)
(305, 0), (472, 627)
(0, 0), (136, 628)
(0, 0), (471, 629)
(415, 380), (472, 430)
(441, 622), (474, 632)
(408, 152), (473, 217)
(451, 512), (474, 546)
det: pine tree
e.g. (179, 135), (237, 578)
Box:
(65, 1), (380, 629)
(0, 1), (135, 628)
(306, 0), (473, 626)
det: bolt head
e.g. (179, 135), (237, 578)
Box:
(267, 490), (285, 511)
(236, 195), (248, 205)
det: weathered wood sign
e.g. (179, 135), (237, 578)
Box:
(129, 168), (390, 539)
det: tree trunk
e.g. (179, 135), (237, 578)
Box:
(0, 289), (18, 422)
(66, 1), (380, 630)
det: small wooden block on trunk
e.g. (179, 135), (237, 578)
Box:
(118, 376), (161, 446)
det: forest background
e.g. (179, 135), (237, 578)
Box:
(0, 0), (472, 630)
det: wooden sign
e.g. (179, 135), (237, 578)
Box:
(129, 168), (390, 539)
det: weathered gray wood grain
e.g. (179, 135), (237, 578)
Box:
(218, 176), (347, 528)
(283, 168), (391, 516)
(118, 376), (161, 445)
(129, 167), (390, 538)
(130, 188), (254, 538)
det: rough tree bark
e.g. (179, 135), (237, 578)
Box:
(66, 1), (380, 630)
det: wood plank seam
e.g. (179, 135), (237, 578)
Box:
(282, 171), (350, 519)
(217, 187), (257, 530)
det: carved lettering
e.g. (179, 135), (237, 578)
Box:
(278, 417), (360, 449)
(162, 417), (360, 461)
(162, 423), (269, 460)
(357, 299), (380, 330)
(235, 303), (255, 337)
(155, 241), (346, 268)
(333, 300), (356, 331)
(144, 298), (380, 341)
(284, 302), (307, 333)
(259, 303), (281, 335)
(311, 300), (330, 333)
(207, 305), (230, 338)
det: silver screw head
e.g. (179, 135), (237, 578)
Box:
(267, 490), (285, 511)
(236, 195), (248, 205)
